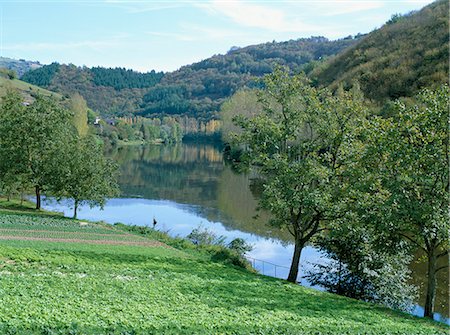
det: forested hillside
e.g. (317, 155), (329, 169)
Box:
(17, 0), (448, 119)
(20, 36), (358, 118)
(21, 64), (164, 116)
(312, 0), (449, 102)
(140, 36), (359, 118)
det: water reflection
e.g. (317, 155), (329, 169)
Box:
(42, 198), (323, 286)
(44, 143), (448, 323)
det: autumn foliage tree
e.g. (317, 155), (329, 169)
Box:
(233, 68), (366, 282)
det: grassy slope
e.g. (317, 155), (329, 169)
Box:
(0, 76), (63, 101)
(0, 207), (447, 334)
(312, 0), (449, 102)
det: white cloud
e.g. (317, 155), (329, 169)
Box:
(180, 23), (251, 40)
(4, 40), (118, 52)
(306, 1), (385, 16)
(103, 0), (187, 14)
(146, 31), (195, 42)
(197, 0), (319, 33)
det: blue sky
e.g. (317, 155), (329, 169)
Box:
(1, 0), (435, 72)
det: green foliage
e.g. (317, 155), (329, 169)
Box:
(228, 238), (253, 256)
(0, 91), (119, 214)
(69, 93), (89, 137)
(186, 226), (226, 246)
(0, 91), (73, 208)
(307, 223), (417, 312)
(20, 37), (356, 120)
(233, 67), (367, 282)
(0, 68), (17, 80)
(52, 136), (120, 218)
(90, 67), (164, 90)
(358, 85), (450, 317)
(21, 62), (60, 87)
(141, 36), (358, 119)
(99, 116), (183, 145)
(0, 212), (446, 334)
(220, 89), (262, 143)
(22, 64), (156, 117)
(312, 0), (449, 102)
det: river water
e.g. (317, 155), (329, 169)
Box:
(42, 142), (448, 323)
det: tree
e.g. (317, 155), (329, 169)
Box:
(306, 221), (416, 312)
(69, 93), (89, 137)
(233, 68), (366, 283)
(0, 92), (72, 209)
(361, 85), (449, 318)
(52, 137), (119, 219)
(220, 89), (262, 144)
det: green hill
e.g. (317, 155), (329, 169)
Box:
(0, 57), (42, 77)
(0, 70), (63, 103)
(21, 64), (164, 116)
(20, 37), (358, 118)
(0, 206), (447, 334)
(139, 36), (358, 119)
(311, 0), (449, 102)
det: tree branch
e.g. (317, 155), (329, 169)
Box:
(437, 249), (449, 259)
(435, 265), (449, 273)
(399, 233), (427, 252)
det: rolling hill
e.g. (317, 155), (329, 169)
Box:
(0, 57), (42, 77)
(13, 0), (449, 121)
(0, 69), (63, 104)
(311, 0), (449, 103)
(19, 36), (359, 118)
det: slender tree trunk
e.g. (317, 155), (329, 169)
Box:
(424, 250), (437, 318)
(287, 239), (304, 283)
(35, 186), (41, 210)
(73, 200), (78, 219)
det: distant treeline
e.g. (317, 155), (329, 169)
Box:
(22, 64), (164, 90)
(96, 115), (221, 145)
(19, 36), (359, 118)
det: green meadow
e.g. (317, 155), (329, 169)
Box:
(0, 206), (447, 335)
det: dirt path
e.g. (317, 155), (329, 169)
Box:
(0, 228), (129, 237)
(0, 235), (170, 248)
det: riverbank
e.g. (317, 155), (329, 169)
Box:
(0, 204), (447, 334)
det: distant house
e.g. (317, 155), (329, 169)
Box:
(94, 117), (101, 125)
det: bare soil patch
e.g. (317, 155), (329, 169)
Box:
(0, 235), (170, 248)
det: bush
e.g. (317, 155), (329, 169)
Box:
(228, 238), (253, 256)
(186, 226), (225, 246)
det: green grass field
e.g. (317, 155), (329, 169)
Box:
(0, 76), (63, 100)
(0, 206), (447, 334)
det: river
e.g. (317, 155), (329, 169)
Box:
(42, 142), (449, 323)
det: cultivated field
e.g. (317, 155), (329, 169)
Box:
(0, 208), (447, 335)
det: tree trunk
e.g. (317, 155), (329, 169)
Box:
(287, 239), (304, 283)
(35, 186), (41, 210)
(424, 250), (437, 319)
(73, 200), (78, 219)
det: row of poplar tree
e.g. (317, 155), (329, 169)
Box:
(0, 91), (119, 218)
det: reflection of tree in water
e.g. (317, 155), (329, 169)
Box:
(108, 143), (291, 242)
